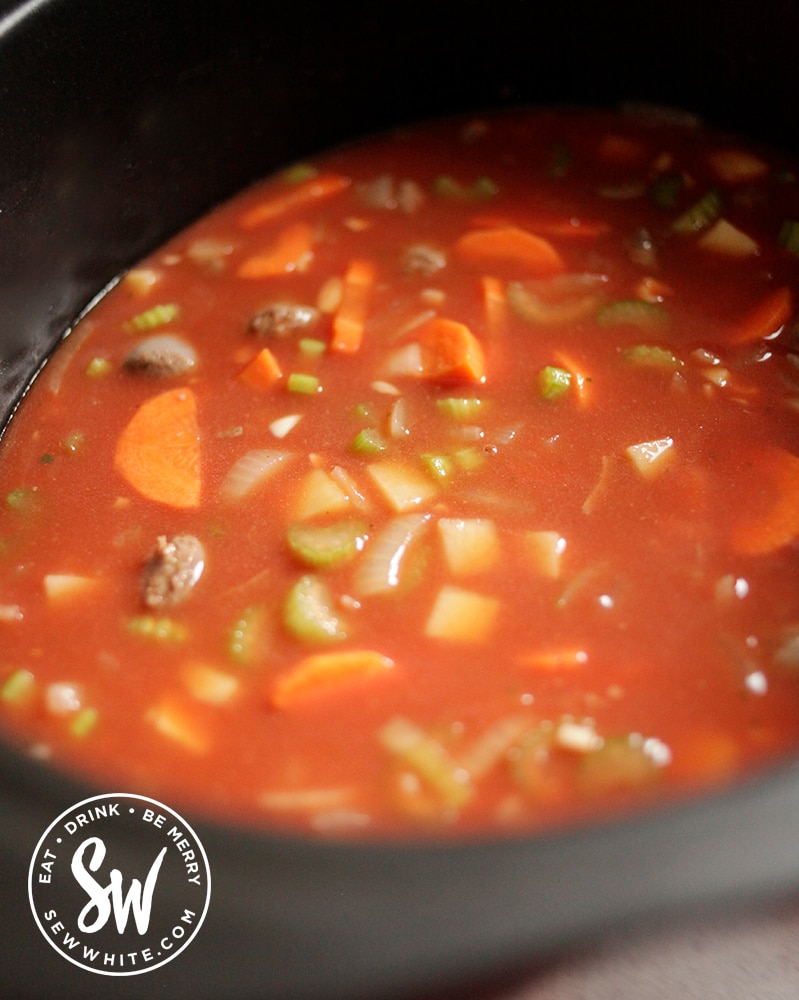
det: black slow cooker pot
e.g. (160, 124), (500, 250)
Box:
(2, 2), (799, 998)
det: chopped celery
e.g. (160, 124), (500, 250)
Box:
(537, 365), (572, 399)
(286, 519), (368, 569)
(351, 427), (388, 456)
(283, 574), (348, 644)
(1, 668), (35, 705)
(648, 172), (684, 209)
(287, 372), (321, 394)
(228, 605), (268, 665)
(69, 706), (98, 738)
(436, 397), (484, 421)
(779, 219), (799, 255)
(421, 454), (455, 482)
(5, 487), (38, 514)
(621, 344), (682, 370)
(378, 716), (473, 809)
(282, 162), (318, 184)
(431, 176), (496, 199)
(298, 337), (326, 357)
(39, 453), (54, 465)
(596, 299), (668, 327)
(126, 615), (188, 642)
(123, 302), (179, 333)
(85, 357), (112, 378)
(671, 188), (722, 233)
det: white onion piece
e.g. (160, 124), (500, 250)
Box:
(219, 449), (291, 501)
(387, 397), (410, 439)
(383, 341), (424, 377)
(354, 512), (431, 596)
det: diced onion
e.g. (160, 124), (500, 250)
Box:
(219, 449), (290, 501)
(354, 513), (431, 596)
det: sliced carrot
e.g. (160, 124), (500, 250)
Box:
(468, 213), (609, 239)
(330, 258), (376, 354)
(269, 649), (395, 708)
(552, 349), (591, 407)
(481, 275), (507, 332)
(455, 226), (565, 276)
(730, 445), (799, 555)
(114, 388), (201, 508)
(516, 648), (588, 670)
(237, 221), (315, 278)
(237, 346), (283, 389)
(239, 172), (351, 229)
(731, 286), (792, 345)
(415, 316), (487, 384)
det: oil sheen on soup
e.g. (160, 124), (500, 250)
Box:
(2, 106), (799, 837)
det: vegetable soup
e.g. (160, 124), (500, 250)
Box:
(2, 106), (799, 837)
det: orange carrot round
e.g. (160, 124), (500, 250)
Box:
(114, 388), (201, 508)
(455, 225), (565, 276)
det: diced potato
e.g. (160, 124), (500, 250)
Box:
(437, 518), (499, 576)
(522, 529), (567, 578)
(698, 218), (759, 257)
(625, 437), (675, 479)
(43, 574), (98, 602)
(367, 460), (438, 513)
(424, 585), (499, 642)
(123, 267), (161, 297)
(707, 148), (768, 183)
(292, 468), (352, 521)
(182, 663), (240, 705)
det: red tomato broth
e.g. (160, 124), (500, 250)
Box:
(1, 106), (799, 837)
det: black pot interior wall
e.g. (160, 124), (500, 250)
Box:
(1, 0), (797, 426)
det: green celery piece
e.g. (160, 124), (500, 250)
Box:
(596, 299), (669, 328)
(421, 454), (455, 482)
(126, 615), (188, 642)
(1, 668), (35, 705)
(779, 219), (799, 255)
(286, 520), (368, 569)
(70, 706), (98, 738)
(123, 302), (179, 333)
(378, 716), (473, 809)
(287, 372), (321, 395)
(436, 397), (484, 422)
(538, 365), (572, 399)
(621, 344), (682, 370)
(672, 189), (722, 233)
(283, 574), (348, 644)
(649, 172), (684, 210)
(351, 427), (388, 456)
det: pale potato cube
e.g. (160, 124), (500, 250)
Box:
(43, 574), (98, 602)
(707, 148), (768, 183)
(522, 530), (567, 579)
(182, 663), (240, 705)
(625, 437), (675, 479)
(292, 468), (352, 521)
(367, 460), (437, 513)
(438, 518), (499, 576)
(699, 218), (759, 257)
(425, 585), (499, 643)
